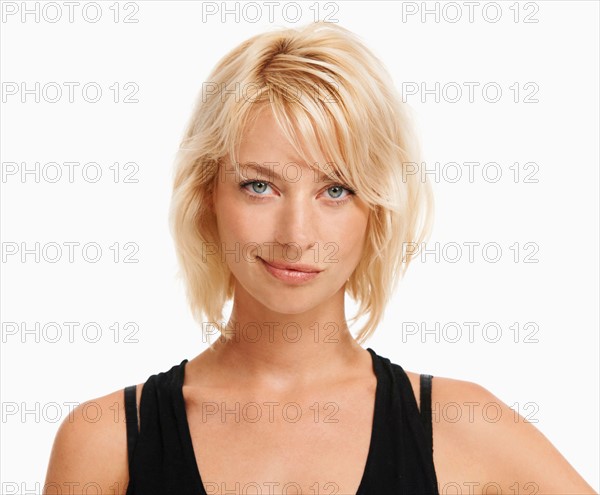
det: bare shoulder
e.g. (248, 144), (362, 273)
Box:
(405, 371), (598, 495)
(43, 382), (145, 495)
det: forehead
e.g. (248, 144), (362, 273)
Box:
(238, 105), (304, 161)
(233, 104), (339, 178)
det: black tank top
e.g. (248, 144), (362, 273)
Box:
(123, 347), (439, 494)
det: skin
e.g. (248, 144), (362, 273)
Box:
(44, 106), (598, 495)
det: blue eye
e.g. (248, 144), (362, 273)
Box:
(238, 180), (356, 205)
(327, 185), (349, 199)
(240, 180), (271, 195)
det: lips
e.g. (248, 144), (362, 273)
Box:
(258, 257), (323, 273)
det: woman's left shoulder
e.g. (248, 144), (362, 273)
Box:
(420, 373), (598, 495)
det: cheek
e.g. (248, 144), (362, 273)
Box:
(326, 212), (369, 263)
(215, 196), (267, 248)
(336, 207), (369, 240)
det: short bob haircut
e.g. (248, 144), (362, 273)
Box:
(169, 21), (434, 345)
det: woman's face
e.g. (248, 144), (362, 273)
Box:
(211, 106), (371, 314)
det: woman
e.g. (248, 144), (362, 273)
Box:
(44, 22), (597, 495)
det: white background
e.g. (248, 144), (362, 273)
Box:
(1, 0), (598, 493)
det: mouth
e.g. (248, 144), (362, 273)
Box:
(258, 257), (323, 273)
(257, 257), (323, 284)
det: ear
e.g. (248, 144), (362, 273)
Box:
(209, 159), (223, 214)
(208, 185), (216, 214)
(207, 166), (219, 214)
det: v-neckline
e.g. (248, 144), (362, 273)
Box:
(175, 347), (382, 495)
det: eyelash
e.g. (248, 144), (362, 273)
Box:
(238, 180), (356, 206)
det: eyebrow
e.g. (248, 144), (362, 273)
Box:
(238, 162), (338, 182)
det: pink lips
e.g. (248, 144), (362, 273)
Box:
(258, 257), (323, 284)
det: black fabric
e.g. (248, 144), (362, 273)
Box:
(124, 385), (139, 468)
(420, 373), (434, 454)
(124, 347), (439, 495)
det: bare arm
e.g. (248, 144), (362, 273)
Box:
(43, 388), (133, 495)
(432, 377), (598, 495)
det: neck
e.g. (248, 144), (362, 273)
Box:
(202, 283), (366, 391)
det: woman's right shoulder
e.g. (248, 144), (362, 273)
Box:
(43, 381), (146, 495)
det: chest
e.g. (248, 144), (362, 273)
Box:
(183, 382), (377, 494)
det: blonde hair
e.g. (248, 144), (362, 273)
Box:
(168, 21), (434, 345)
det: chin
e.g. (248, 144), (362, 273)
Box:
(233, 272), (344, 314)
(259, 295), (320, 316)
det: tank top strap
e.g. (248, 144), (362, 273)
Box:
(124, 385), (139, 468)
(125, 359), (201, 495)
(365, 348), (439, 494)
(419, 374), (434, 454)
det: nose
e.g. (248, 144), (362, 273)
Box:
(273, 195), (317, 259)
